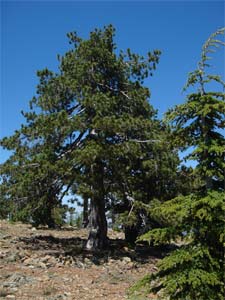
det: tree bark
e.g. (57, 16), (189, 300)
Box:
(86, 195), (108, 250)
(86, 161), (108, 250)
(125, 225), (139, 244)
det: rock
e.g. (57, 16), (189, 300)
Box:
(9, 287), (18, 293)
(107, 258), (116, 265)
(126, 261), (134, 269)
(5, 273), (35, 288)
(40, 255), (51, 263)
(37, 261), (47, 269)
(122, 246), (129, 252)
(31, 227), (37, 231)
(37, 274), (50, 282)
(10, 238), (19, 244)
(122, 256), (132, 263)
(6, 252), (20, 263)
(6, 295), (16, 299)
(84, 257), (92, 265)
(23, 258), (34, 265)
(0, 234), (12, 240)
(76, 261), (85, 268)
(23, 249), (32, 256)
(64, 260), (71, 266)
(28, 265), (35, 269)
(48, 295), (67, 300)
(1, 245), (10, 248)
(0, 251), (6, 259)
(46, 256), (57, 267)
(56, 262), (63, 268)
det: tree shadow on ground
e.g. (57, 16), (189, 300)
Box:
(18, 232), (175, 265)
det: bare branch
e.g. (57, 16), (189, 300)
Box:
(57, 131), (86, 159)
(97, 82), (131, 100)
(129, 139), (167, 144)
(21, 163), (40, 168)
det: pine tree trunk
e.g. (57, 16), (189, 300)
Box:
(125, 225), (139, 244)
(46, 215), (57, 229)
(86, 161), (108, 250)
(85, 159), (108, 250)
(86, 195), (108, 250)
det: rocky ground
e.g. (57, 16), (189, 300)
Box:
(0, 221), (162, 300)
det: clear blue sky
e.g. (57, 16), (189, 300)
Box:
(1, 1), (225, 164)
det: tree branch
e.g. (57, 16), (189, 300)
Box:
(97, 82), (131, 100)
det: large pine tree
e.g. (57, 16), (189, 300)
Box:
(1, 25), (168, 249)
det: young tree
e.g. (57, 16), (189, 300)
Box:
(136, 28), (225, 299)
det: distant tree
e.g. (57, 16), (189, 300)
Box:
(0, 113), (71, 227)
(136, 28), (225, 300)
(80, 196), (89, 228)
(0, 194), (12, 220)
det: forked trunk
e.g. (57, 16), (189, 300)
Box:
(86, 195), (108, 250)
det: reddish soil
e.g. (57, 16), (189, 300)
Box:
(0, 221), (160, 300)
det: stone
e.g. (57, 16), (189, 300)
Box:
(122, 256), (132, 263)
(37, 261), (47, 269)
(107, 258), (116, 265)
(126, 261), (134, 269)
(1, 234), (12, 240)
(56, 262), (63, 268)
(28, 265), (35, 269)
(6, 253), (20, 263)
(122, 246), (129, 252)
(37, 275), (50, 282)
(6, 295), (16, 299)
(5, 273), (35, 287)
(84, 258), (92, 265)
(40, 255), (51, 263)
(9, 287), (18, 293)
(23, 258), (34, 265)
(46, 257), (57, 267)
(49, 295), (67, 300)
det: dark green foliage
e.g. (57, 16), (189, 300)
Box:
(0, 138), (69, 227)
(134, 28), (225, 300)
(0, 197), (12, 219)
(1, 25), (173, 247)
(115, 149), (193, 244)
(139, 191), (225, 300)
